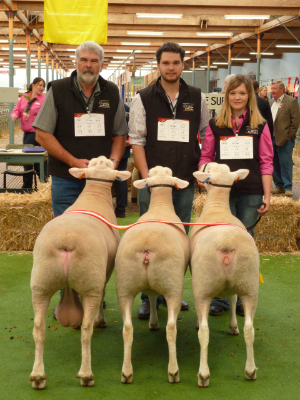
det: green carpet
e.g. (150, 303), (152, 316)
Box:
(0, 213), (299, 399)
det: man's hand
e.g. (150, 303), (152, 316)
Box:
(70, 158), (90, 168)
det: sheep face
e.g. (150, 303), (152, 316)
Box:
(194, 163), (249, 189)
(134, 165), (189, 190)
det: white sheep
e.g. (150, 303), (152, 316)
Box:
(30, 156), (131, 389)
(190, 162), (259, 387)
(115, 166), (190, 384)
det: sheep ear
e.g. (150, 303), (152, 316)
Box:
(69, 168), (86, 179)
(174, 177), (189, 189)
(234, 169), (249, 181)
(134, 178), (148, 189)
(193, 171), (211, 182)
(116, 170), (131, 181)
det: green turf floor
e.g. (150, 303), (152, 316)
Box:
(0, 213), (299, 399)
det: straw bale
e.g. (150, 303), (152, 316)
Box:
(192, 193), (300, 253)
(0, 180), (53, 251)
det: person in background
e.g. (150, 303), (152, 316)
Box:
(11, 77), (46, 188)
(259, 86), (269, 100)
(199, 74), (273, 317)
(270, 80), (300, 197)
(114, 103), (130, 218)
(220, 74), (236, 94)
(33, 41), (127, 217)
(252, 80), (274, 138)
(129, 42), (210, 319)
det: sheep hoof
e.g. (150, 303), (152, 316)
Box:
(149, 322), (159, 330)
(229, 326), (239, 335)
(198, 373), (210, 387)
(95, 321), (107, 328)
(121, 372), (133, 384)
(168, 370), (180, 383)
(245, 368), (257, 380)
(30, 374), (47, 390)
(76, 373), (95, 386)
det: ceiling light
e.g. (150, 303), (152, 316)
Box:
(249, 52), (274, 56)
(224, 15), (270, 19)
(179, 43), (208, 47)
(232, 58), (250, 61)
(13, 54), (27, 57)
(213, 62), (228, 65)
(116, 50), (142, 53)
(121, 42), (151, 46)
(127, 31), (163, 36)
(112, 56), (128, 59)
(1, 47), (26, 50)
(0, 40), (8, 43)
(185, 51), (191, 54)
(201, 65), (217, 68)
(276, 45), (300, 48)
(109, 61), (124, 63)
(66, 49), (76, 51)
(196, 32), (233, 37)
(136, 13), (182, 18)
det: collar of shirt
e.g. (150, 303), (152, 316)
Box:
(231, 109), (247, 134)
(74, 75), (101, 104)
(275, 93), (284, 104)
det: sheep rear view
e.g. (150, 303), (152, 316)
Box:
(30, 156), (131, 389)
(190, 162), (259, 387)
(115, 166), (190, 384)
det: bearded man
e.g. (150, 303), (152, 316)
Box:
(33, 41), (127, 216)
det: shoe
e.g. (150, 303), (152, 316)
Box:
(53, 306), (57, 320)
(209, 305), (225, 316)
(137, 301), (151, 319)
(271, 188), (285, 194)
(115, 212), (125, 218)
(285, 190), (293, 197)
(161, 298), (189, 310)
(236, 303), (244, 317)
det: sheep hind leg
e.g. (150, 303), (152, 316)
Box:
(94, 288), (106, 328)
(148, 295), (159, 330)
(228, 294), (239, 335)
(30, 294), (51, 389)
(196, 301), (210, 387)
(165, 298), (181, 383)
(76, 295), (101, 386)
(120, 297), (134, 383)
(243, 299), (257, 380)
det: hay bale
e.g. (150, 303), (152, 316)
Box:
(0, 180), (53, 251)
(192, 193), (300, 253)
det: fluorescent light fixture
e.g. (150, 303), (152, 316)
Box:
(195, 68), (206, 70)
(0, 59), (3, 61)
(249, 52), (274, 55)
(185, 51), (191, 54)
(127, 31), (163, 36)
(116, 50), (142, 53)
(0, 40), (8, 43)
(232, 58), (251, 61)
(66, 49), (76, 51)
(121, 42), (151, 46)
(1, 47), (25, 50)
(136, 13), (182, 18)
(201, 65), (217, 68)
(196, 32), (232, 37)
(224, 15), (270, 19)
(276, 45), (300, 48)
(213, 62), (228, 65)
(179, 43), (208, 47)
(14, 54), (27, 57)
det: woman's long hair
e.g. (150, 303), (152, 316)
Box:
(215, 74), (265, 130)
(27, 77), (45, 93)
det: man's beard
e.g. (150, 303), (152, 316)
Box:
(78, 68), (97, 85)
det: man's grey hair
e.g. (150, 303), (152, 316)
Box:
(75, 41), (105, 63)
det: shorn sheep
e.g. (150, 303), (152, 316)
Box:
(115, 166), (190, 384)
(30, 156), (131, 389)
(190, 162), (259, 387)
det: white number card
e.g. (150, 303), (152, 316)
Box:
(220, 136), (253, 159)
(157, 118), (189, 142)
(74, 113), (105, 137)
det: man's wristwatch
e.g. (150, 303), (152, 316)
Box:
(110, 158), (120, 168)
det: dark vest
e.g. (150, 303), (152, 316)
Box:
(210, 110), (265, 194)
(139, 77), (201, 182)
(48, 71), (120, 178)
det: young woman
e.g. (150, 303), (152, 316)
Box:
(199, 74), (273, 317)
(259, 85), (268, 100)
(11, 77), (46, 188)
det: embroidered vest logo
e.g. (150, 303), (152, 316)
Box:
(245, 127), (258, 134)
(182, 103), (194, 112)
(99, 100), (110, 108)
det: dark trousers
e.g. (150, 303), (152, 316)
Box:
(113, 157), (128, 216)
(22, 132), (40, 188)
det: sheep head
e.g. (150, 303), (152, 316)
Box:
(134, 166), (189, 190)
(194, 162), (249, 189)
(69, 156), (131, 182)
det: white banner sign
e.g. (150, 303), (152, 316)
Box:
(204, 93), (225, 110)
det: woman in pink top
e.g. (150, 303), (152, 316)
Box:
(199, 74), (273, 317)
(11, 77), (45, 188)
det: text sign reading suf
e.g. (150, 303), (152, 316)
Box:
(204, 94), (225, 110)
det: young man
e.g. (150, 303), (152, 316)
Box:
(33, 41), (127, 216)
(129, 42), (210, 319)
(270, 80), (300, 197)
